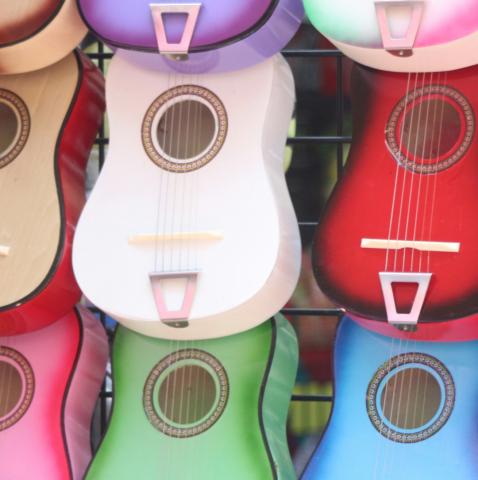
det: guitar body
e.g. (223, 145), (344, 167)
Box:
(302, 315), (478, 479)
(78, 0), (304, 73)
(0, 307), (108, 480)
(73, 50), (301, 340)
(0, 50), (105, 336)
(0, 0), (87, 74)
(313, 64), (478, 323)
(85, 315), (297, 480)
(304, 0), (478, 72)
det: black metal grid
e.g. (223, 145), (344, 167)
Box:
(85, 30), (352, 438)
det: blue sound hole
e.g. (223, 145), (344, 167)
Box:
(376, 364), (445, 434)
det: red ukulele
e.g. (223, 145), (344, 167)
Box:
(313, 64), (478, 327)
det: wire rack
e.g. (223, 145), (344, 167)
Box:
(84, 26), (352, 454)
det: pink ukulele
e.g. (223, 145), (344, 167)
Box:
(0, 307), (108, 479)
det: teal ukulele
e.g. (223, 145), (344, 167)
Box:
(86, 315), (298, 479)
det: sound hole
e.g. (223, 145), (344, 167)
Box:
(401, 100), (461, 159)
(156, 100), (216, 160)
(0, 361), (22, 418)
(0, 90), (30, 169)
(142, 85), (227, 173)
(143, 349), (229, 438)
(158, 365), (216, 425)
(380, 368), (441, 429)
(0, 346), (34, 431)
(367, 353), (454, 443)
(0, 1), (60, 45)
(0, 102), (19, 156)
(386, 85), (474, 174)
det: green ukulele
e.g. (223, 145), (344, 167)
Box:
(86, 315), (298, 479)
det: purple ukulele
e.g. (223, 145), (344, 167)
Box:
(78, 0), (304, 72)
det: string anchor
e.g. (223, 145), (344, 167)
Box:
(150, 3), (202, 60)
(374, 0), (425, 54)
(379, 271), (432, 327)
(149, 271), (199, 328)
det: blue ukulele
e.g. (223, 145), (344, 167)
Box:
(303, 316), (478, 479)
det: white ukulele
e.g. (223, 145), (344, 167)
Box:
(73, 49), (301, 340)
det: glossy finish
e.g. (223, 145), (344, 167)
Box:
(0, 0), (87, 74)
(78, 0), (304, 73)
(0, 307), (108, 480)
(0, 50), (105, 336)
(86, 315), (298, 479)
(303, 316), (478, 479)
(73, 51), (301, 340)
(304, 0), (478, 72)
(313, 64), (478, 323)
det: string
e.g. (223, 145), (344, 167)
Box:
(381, 71), (418, 476)
(191, 69), (206, 470)
(406, 72), (429, 273)
(181, 66), (196, 452)
(394, 72), (429, 462)
(374, 68), (413, 480)
(162, 66), (177, 477)
(385, 72), (411, 271)
(395, 72), (419, 272)
(417, 71), (449, 458)
(417, 72), (440, 272)
(387, 69), (430, 475)
(382, 67), (449, 476)
(380, 70), (425, 477)
(426, 72), (448, 272)
(400, 71), (434, 459)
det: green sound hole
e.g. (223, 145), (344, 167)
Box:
(381, 368), (441, 430)
(143, 349), (229, 438)
(0, 102), (18, 157)
(158, 365), (216, 425)
(0, 361), (22, 418)
(156, 100), (216, 160)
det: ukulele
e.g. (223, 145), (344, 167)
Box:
(0, 306), (108, 480)
(85, 314), (297, 480)
(0, 0), (87, 74)
(78, 0), (304, 73)
(302, 315), (478, 479)
(303, 0), (478, 72)
(73, 49), (301, 340)
(0, 50), (105, 336)
(313, 63), (478, 326)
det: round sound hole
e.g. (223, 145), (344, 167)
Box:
(158, 365), (216, 425)
(0, 1), (60, 46)
(0, 347), (34, 432)
(143, 349), (229, 438)
(0, 103), (19, 155)
(0, 90), (30, 169)
(380, 368), (441, 430)
(156, 101), (216, 160)
(142, 85), (227, 173)
(0, 362), (22, 418)
(386, 85), (474, 174)
(367, 353), (454, 443)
